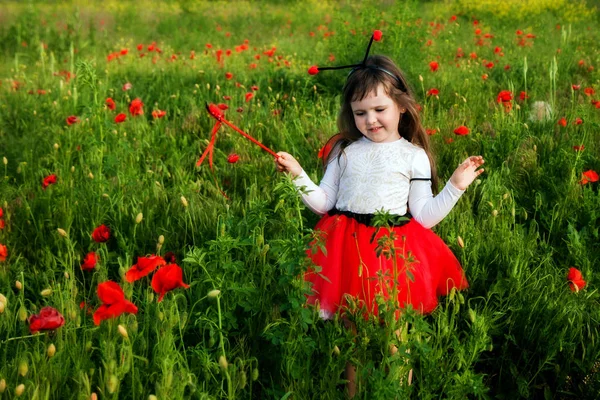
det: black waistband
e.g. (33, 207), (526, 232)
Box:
(328, 208), (412, 227)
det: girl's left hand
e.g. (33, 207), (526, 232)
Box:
(449, 156), (485, 191)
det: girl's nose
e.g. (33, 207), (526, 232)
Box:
(367, 113), (378, 125)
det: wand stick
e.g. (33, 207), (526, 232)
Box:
(205, 103), (280, 159)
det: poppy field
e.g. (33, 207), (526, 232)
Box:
(1, 0), (600, 398)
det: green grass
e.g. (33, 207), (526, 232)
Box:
(0, 0), (599, 398)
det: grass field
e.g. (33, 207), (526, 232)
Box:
(0, 0), (600, 398)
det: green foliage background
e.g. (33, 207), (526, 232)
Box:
(0, 0), (599, 398)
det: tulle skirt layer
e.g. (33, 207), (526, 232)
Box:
(304, 213), (468, 319)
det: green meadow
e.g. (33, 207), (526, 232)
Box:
(0, 0), (599, 398)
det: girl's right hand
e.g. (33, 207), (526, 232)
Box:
(275, 151), (303, 177)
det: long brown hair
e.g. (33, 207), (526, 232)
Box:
(324, 54), (439, 193)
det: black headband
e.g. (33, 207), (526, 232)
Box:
(307, 30), (407, 92)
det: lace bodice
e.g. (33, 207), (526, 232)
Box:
(293, 136), (465, 229)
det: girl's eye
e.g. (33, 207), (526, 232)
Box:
(354, 112), (364, 116)
(376, 109), (385, 112)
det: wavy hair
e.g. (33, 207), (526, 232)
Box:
(324, 55), (439, 193)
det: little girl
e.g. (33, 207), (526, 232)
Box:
(275, 54), (484, 321)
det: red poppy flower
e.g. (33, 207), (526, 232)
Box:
(426, 128), (437, 135)
(516, 29), (523, 35)
(593, 100), (600, 109)
(583, 87), (595, 96)
(251, 85), (259, 91)
(429, 61), (439, 72)
(137, 44), (143, 51)
(519, 91), (528, 101)
(444, 137), (454, 144)
(225, 72), (233, 80)
(573, 145), (585, 151)
(164, 252), (177, 264)
(0, 244), (7, 262)
(29, 306), (65, 333)
(567, 267), (586, 292)
(470, 52), (477, 59)
(115, 113), (126, 123)
(475, 28), (481, 35)
(497, 90), (512, 103)
(152, 110), (166, 119)
(0, 207), (3, 218)
(454, 125), (470, 136)
(81, 251), (98, 271)
(449, 15), (457, 22)
(151, 264), (190, 302)
(106, 98), (116, 110)
(42, 174), (57, 190)
(557, 118), (567, 127)
(66, 116), (80, 125)
(125, 255), (166, 283)
(426, 88), (439, 96)
(217, 103), (228, 111)
(373, 30), (383, 41)
(580, 170), (599, 185)
(494, 46), (502, 54)
(227, 154), (240, 164)
(93, 281), (138, 325)
(572, 84), (580, 90)
(129, 98), (144, 116)
(122, 82), (133, 91)
(91, 224), (110, 243)
(245, 93), (254, 102)
(223, 95), (231, 101)
(485, 62), (494, 69)
(574, 118), (583, 125)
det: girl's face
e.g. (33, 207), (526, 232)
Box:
(350, 83), (404, 143)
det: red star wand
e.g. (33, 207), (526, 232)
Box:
(197, 103), (280, 170)
(197, 104), (280, 199)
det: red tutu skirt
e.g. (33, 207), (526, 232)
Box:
(305, 212), (468, 319)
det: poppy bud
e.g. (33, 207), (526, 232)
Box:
(208, 289), (221, 299)
(238, 370), (247, 388)
(118, 324), (129, 339)
(107, 374), (119, 394)
(2, 157), (6, 165)
(15, 280), (23, 290)
(218, 355), (228, 370)
(15, 384), (25, 397)
(148, 396), (158, 400)
(419, 75), (423, 82)
(41, 288), (53, 297)
(333, 345), (341, 356)
(373, 30), (383, 41)
(457, 236), (465, 248)
(53, 143), (59, 150)
(57, 228), (68, 237)
(47, 343), (56, 357)
(64, 272), (69, 279)
(18, 360), (28, 377)
(135, 213), (143, 224)
(88, 172), (94, 179)
(449, 287), (456, 302)
(18, 305), (27, 321)
(389, 344), (398, 355)
(0, 302), (5, 313)
(71, 166), (75, 172)
(0, 293), (6, 306)
(308, 65), (319, 75)
(492, 210), (498, 217)
(0, 379), (5, 393)
(252, 368), (259, 381)
(503, 193), (509, 200)
(468, 308), (476, 323)
(90, 393), (98, 400)
(180, 196), (189, 208)
(158, 235), (165, 245)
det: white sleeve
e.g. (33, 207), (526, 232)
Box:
(292, 158), (340, 215)
(408, 150), (465, 229)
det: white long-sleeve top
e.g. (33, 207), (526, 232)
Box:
(293, 136), (464, 229)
